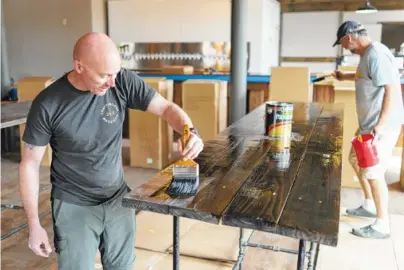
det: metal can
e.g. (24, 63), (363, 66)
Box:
(272, 137), (291, 150)
(265, 101), (293, 138)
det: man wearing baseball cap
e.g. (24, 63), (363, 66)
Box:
(333, 21), (403, 239)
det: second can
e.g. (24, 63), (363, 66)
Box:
(265, 101), (293, 138)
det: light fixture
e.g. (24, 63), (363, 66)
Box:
(356, 1), (378, 14)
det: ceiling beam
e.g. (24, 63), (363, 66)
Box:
(281, 1), (404, 12)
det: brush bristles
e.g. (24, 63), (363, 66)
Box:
(167, 176), (199, 197)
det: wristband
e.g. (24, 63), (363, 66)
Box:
(189, 127), (201, 138)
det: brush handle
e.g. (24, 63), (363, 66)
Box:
(312, 72), (335, 83)
(182, 124), (190, 150)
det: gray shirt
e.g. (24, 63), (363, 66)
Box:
(23, 68), (156, 206)
(355, 41), (403, 134)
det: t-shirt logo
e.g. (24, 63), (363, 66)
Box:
(101, 103), (119, 124)
(355, 71), (364, 79)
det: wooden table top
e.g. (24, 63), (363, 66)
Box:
(1, 101), (32, 129)
(122, 102), (344, 247)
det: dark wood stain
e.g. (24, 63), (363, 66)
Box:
(220, 103), (323, 229)
(122, 101), (344, 247)
(278, 103), (344, 247)
(1, 101), (32, 129)
(122, 136), (246, 222)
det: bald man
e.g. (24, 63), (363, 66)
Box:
(19, 32), (204, 269)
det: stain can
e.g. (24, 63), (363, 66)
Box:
(265, 101), (293, 138)
(272, 137), (291, 150)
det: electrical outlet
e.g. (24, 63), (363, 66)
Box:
(62, 18), (68, 26)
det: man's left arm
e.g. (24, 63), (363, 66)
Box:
(146, 94), (192, 134)
(376, 84), (398, 130)
(369, 53), (401, 134)
(146, 94), (204, 160)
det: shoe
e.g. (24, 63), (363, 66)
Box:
(352, 225), (390, 239)
(346, 206), (376, 218)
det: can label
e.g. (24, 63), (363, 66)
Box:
(265, 102), (293, 138)
(272, 137), (291, 150)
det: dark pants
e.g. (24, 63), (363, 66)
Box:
(51, 195), (136, 270)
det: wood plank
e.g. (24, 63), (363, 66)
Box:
(278, 103), (344, 247)
(313, 84), (334, 103)
(122, 135), (247, 222)
(173, 81), (183, 107)
(220, 103), (323, 230)
(0, 101), (32, 129)
(122, 103), (319, 224)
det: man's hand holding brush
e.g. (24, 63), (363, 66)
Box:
(180, 128), (204, 160)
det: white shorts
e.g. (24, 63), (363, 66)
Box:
(349, 128), (401, 180)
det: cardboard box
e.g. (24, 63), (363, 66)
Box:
(181, 80), (228, 142)
(269, 67), (312, 103)
(17, 76), (55, 102)
(129, 78), (174, 169)
(334, 87), (361, 189)
(18, 76), (54, 167)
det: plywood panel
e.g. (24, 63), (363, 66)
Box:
(334, 89), (360, 188)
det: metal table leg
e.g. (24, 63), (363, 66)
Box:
(173, 216), (180, 270)
(231, 232), (320, 270)
(297, 239), (306, 270)
(307, 242), (320, 270)
(233, 228), (246, 270)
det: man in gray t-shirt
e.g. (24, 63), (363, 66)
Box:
(333, 21), (403, 239)
(19, 32), (204, 269)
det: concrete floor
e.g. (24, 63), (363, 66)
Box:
(1, 150), (404, 270)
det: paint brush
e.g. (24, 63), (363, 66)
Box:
(166, 124), (200, 197)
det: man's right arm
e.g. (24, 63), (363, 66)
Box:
(334, 70), (356, 81)
(18, 98), (52, 228)
(19, 142), (47, 227)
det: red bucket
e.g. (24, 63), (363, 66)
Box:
(351, 134), (379, 168)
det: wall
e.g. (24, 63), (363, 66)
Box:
(280, 9), (404, 73)
(262, 0), (281, 72)
(381, 24), (404, 52)
(3, 0), (108, 82)
(91, 0), (108, 33)
(280, 11), (340, 73)
(107, 0), (280, 74)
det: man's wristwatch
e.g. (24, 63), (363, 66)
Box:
(189, 127), (201, 138)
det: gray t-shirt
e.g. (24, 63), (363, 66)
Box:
(23, 68), (156, 206)
(355, 41), (404, 134)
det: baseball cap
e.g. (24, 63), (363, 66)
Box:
(332, 21), (365, 47)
